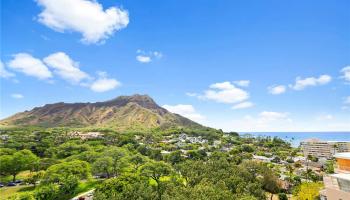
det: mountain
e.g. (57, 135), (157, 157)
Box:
(0, 94), (205, 131)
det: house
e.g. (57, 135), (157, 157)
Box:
(320, 152), (350, 200)
(0, 134), (9, 140)
(253, 155), (273, 163)
(69, 131), (103, 140)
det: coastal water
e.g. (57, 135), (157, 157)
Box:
(239, 132), (350, 147)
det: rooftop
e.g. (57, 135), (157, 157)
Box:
(301, 138), (350, 143)
(331, 173), (350, 181)
(335, 152), (350, 159)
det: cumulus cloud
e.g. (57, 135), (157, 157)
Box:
(11, 93), (24, 99)
(90, 72), (121, 92)
(0, 60), (15, 78)
(259, 111), (290, 122)
(234, 80), (250, 87)
(268, 85), (286, 95)
(231, 101), (254, 110)
(340, 66), (350, 83)
(187, 81), (252, 110)
(36, 0), (129, 44)
(186, 92), (198, 97)
(6, 52), (121, 93)
(43, 52), (90, 84)
(162, 104), (205, 122)
(136, 55), (151, 63)
(7, 53), (52, 80)
(204, 81), (249, 104)
(136, 49), (162, 63)
(229, 111), (292, 132)
(316, 114), (333, 121)
(290, 75), (332, 90)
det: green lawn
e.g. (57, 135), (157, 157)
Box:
(72, 179), (101, 197)
(0, 179), (101, 200)
(0, 171), (32, 183)
(0, 185), (35, 199)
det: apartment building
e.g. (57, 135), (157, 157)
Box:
(301, 138), (350, 159)
(320, 152), (350, 200)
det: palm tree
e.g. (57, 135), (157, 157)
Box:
(286, 164), (294, 181)
(333, 143), (338, 155)
(306, 155), (313, 182)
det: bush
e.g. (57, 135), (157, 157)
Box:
(278, 193), (288, 200)
(34, 184), (60, 200)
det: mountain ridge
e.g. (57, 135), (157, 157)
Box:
(0, 94), (205, 131)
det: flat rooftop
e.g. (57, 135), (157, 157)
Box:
(331, 173), (350, 181)
(334, 152), (350, 159)
(301, 138), (350, 143)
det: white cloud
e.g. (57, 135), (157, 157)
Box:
(316, 114), (333, 121)
(231, 101), (254, 110)
(136, 55), (151, 63)
(36, 0), (129, 44)
(268, 85), (286, 95)
(290, 74), (332, 90)
(341, 66), (350, 83)
(234, 80), (250, 87)
(204, 81), (249, 104)
(8, 53), (52, 79)
(228, 111), (292, 132)
(344, 96), (350, 104)
(259, 111), (290, 122)
(186, 92), (198, 97)
(136, 50), (162, 63)
(11, 93), (24, 99)
(0, 60), (15, 78)
(90, 72), (121, 92)
(153, 51), (163, 59)
(43, 52), (90, 84)
(162, 104), (205, 122)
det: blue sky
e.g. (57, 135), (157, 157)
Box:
(1, 0), (349, 131)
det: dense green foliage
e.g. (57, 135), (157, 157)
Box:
(0, 128), (320, 199)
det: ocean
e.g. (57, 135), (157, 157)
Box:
(239, 132), (350, 147)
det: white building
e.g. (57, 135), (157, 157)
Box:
(301, 138), (350, 159)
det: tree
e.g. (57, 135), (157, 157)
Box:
(175, 160), (205, 187)
(103, 147), (127, 176)
(92, 157), (113, 178)
(44, 160), (90, 183)
(94, 174), (154, 200)
(262, 170), (281, 200)
(129, 154), (146, 170)
(0, 149), (39, 182)
(167, 150), (182, 164)
(34, 184), (60, 200)
(141, 161), (173, 200)
(286, 164), (294, 181)
(324, 160), (335, 174)
(25, 171), (45, 187)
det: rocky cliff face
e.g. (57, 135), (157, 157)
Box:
(0, 94), (204, 131)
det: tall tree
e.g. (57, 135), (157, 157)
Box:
(141, 161), (172, 200)
(0, 149), (39, 181)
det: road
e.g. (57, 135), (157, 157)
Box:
(71, 189), (95, 200)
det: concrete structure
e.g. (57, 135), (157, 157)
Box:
(69, 131), (103, 140)
(320, 152), (350, 200)
(301, 138), (350, 159)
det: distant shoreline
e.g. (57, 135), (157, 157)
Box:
(239, 132), (350, 147)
